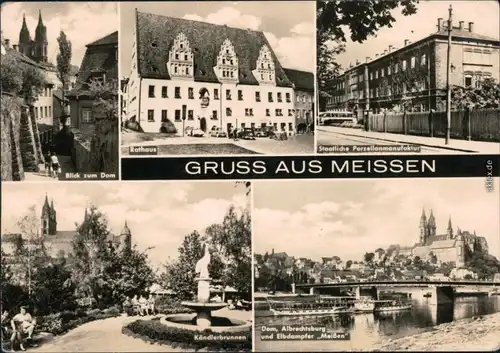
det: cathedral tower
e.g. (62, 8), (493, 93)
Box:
(41, 194), (57, 235)
(34, 10), (48, 63)
(427, 210), (437, 237)
(447, 216), (453, 239)
(18, 14), (32, 57)
(120, 220), (132, 251)
(419, 209), (428, 245)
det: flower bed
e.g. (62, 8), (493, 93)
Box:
(122, 319), (251, 352)
(37, 306), (121, 336)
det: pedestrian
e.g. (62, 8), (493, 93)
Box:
(138, 295), (148, 316)
(44, 150), (52, 177)
(50, 153), (60, 179)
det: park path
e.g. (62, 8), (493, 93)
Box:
(29, 316), (184, 352)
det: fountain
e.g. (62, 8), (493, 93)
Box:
(160, 243), (251, 333)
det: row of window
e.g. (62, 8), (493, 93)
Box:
(369, 54), (427, 81)
(34, 105), (52, 120)
(147, 85), (292, 103)
(42, 87), (53, 97)
(145, 108), (301, 122)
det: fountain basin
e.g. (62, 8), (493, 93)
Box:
(160, 313), (252, 333)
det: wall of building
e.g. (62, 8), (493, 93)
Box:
(137, 78), (296, 134)
(294, 89), (314, 126)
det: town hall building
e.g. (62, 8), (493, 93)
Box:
(124, 10), (299, 136)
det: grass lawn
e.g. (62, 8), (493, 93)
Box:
(121, 143), (259, 155)
(121, 131), (177, 145)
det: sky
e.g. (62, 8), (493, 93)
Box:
(1, 181), (248, 269)
(0, 1), (118, 67)
(253, 178), (500, 262)
(335, 0), (500, 70)
(120, 1), (315, 76)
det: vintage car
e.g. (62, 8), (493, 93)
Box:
(191, 128), (205, 137)
(238, 128), (256, 140)
(209, 127), (227, 138)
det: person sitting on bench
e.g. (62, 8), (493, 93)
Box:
(11, 306), (36, 351)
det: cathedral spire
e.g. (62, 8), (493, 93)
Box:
(447, 215), (453, 238)
(19, 13), (31, 44)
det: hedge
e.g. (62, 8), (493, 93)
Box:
(122, 319), (251, 352)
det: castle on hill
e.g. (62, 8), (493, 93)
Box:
(398, 209), (488, 267)
(1, 194), (132, 258)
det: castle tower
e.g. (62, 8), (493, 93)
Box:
(120, 220), (132, 251)
(456, 232), (465, 268)
(419, 208), (428, 244)
(447, 216), (453, 239)
(427, 210), (437, 237)
(34, 10), (48, 63)
(18, 14), (32, 57)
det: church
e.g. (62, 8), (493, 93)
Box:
(398, 209), (489, 267)
(124, 10), (304, 135)
(1, 194), (132, 258)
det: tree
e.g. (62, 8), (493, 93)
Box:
(364, 252), (375, 264)
(206, 206), (252, 297)
(1, 55), (24, 94)
(345, 260), (353, 269)
(160, 231), (204, 300)
(70, 206), (110, 300)
(56, 30), (72, 125)
(56, 31), (72, 91)
(451, 78), (500, 110)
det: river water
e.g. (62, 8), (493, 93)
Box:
(254, 295), (500, 351)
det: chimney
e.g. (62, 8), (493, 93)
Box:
(383, 50), (388, 55)
(437, 18), (444, 31)
(404, 39), (410, 46)
(366, 56), (370, 62)
(13, 44), (18, 51)
(375, 54), (379, 58)
(4, 39), (9, 48)
(356, 59), (360, 65)
(388, 45), (393, 53)
(468, 22), (474, 32)
(458, 21), (464, 30)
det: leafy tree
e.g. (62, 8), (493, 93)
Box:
(1, 55), (24, 94)
(364, 252), (375, 264)
(70, 206), (110, 301)
(56, 30), (72, 125)
(160, 231), (204, 300)
(56, 30), (73, 91)
(451, 78), (500, 110)
(206, 206), (252, 297)
(345, 260), (352, 269)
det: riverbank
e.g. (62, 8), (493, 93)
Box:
(371, 312), (500, 352)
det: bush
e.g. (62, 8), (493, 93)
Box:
(37, 308), (122, 336)
(123, 319), (251, 352)
(155, 296), (194, 315)
(107, 306), (121, 316)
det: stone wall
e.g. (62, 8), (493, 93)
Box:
(71, 128), (92, 172)
(1, 95), (26, 181)
(19, 106), (40, 172)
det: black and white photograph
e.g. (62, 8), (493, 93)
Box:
(253, 178), (500, 351)
(120, 1), (315, 156)
(1, 2), (119, 181)
(1, 181), (252, 352)
(316, 0), (500, 155)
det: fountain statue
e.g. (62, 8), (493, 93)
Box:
(160, 241), (251, 333)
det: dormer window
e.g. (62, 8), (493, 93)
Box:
(214, 38), (239, 83)
(167, 32), (194, 80)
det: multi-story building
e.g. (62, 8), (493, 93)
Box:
(283, 68), (315, 128)
(125, 10), (299, 135)
(67, 32), (118, 132)
(327, 17), (499, 113)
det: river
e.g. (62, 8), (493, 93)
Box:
(254, 295), (500, 351)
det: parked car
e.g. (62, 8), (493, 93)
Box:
(255, 128), (268, 138)
(192, 128), (205, 137)
(238, 128), (256, 140)
(209, 127), (227, 138)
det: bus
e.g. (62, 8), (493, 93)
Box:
(318, 109), (357, 126)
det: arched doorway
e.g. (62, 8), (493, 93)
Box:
(200, 117), (207, 132)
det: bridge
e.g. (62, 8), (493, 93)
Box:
(293, 280), (500, 305)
